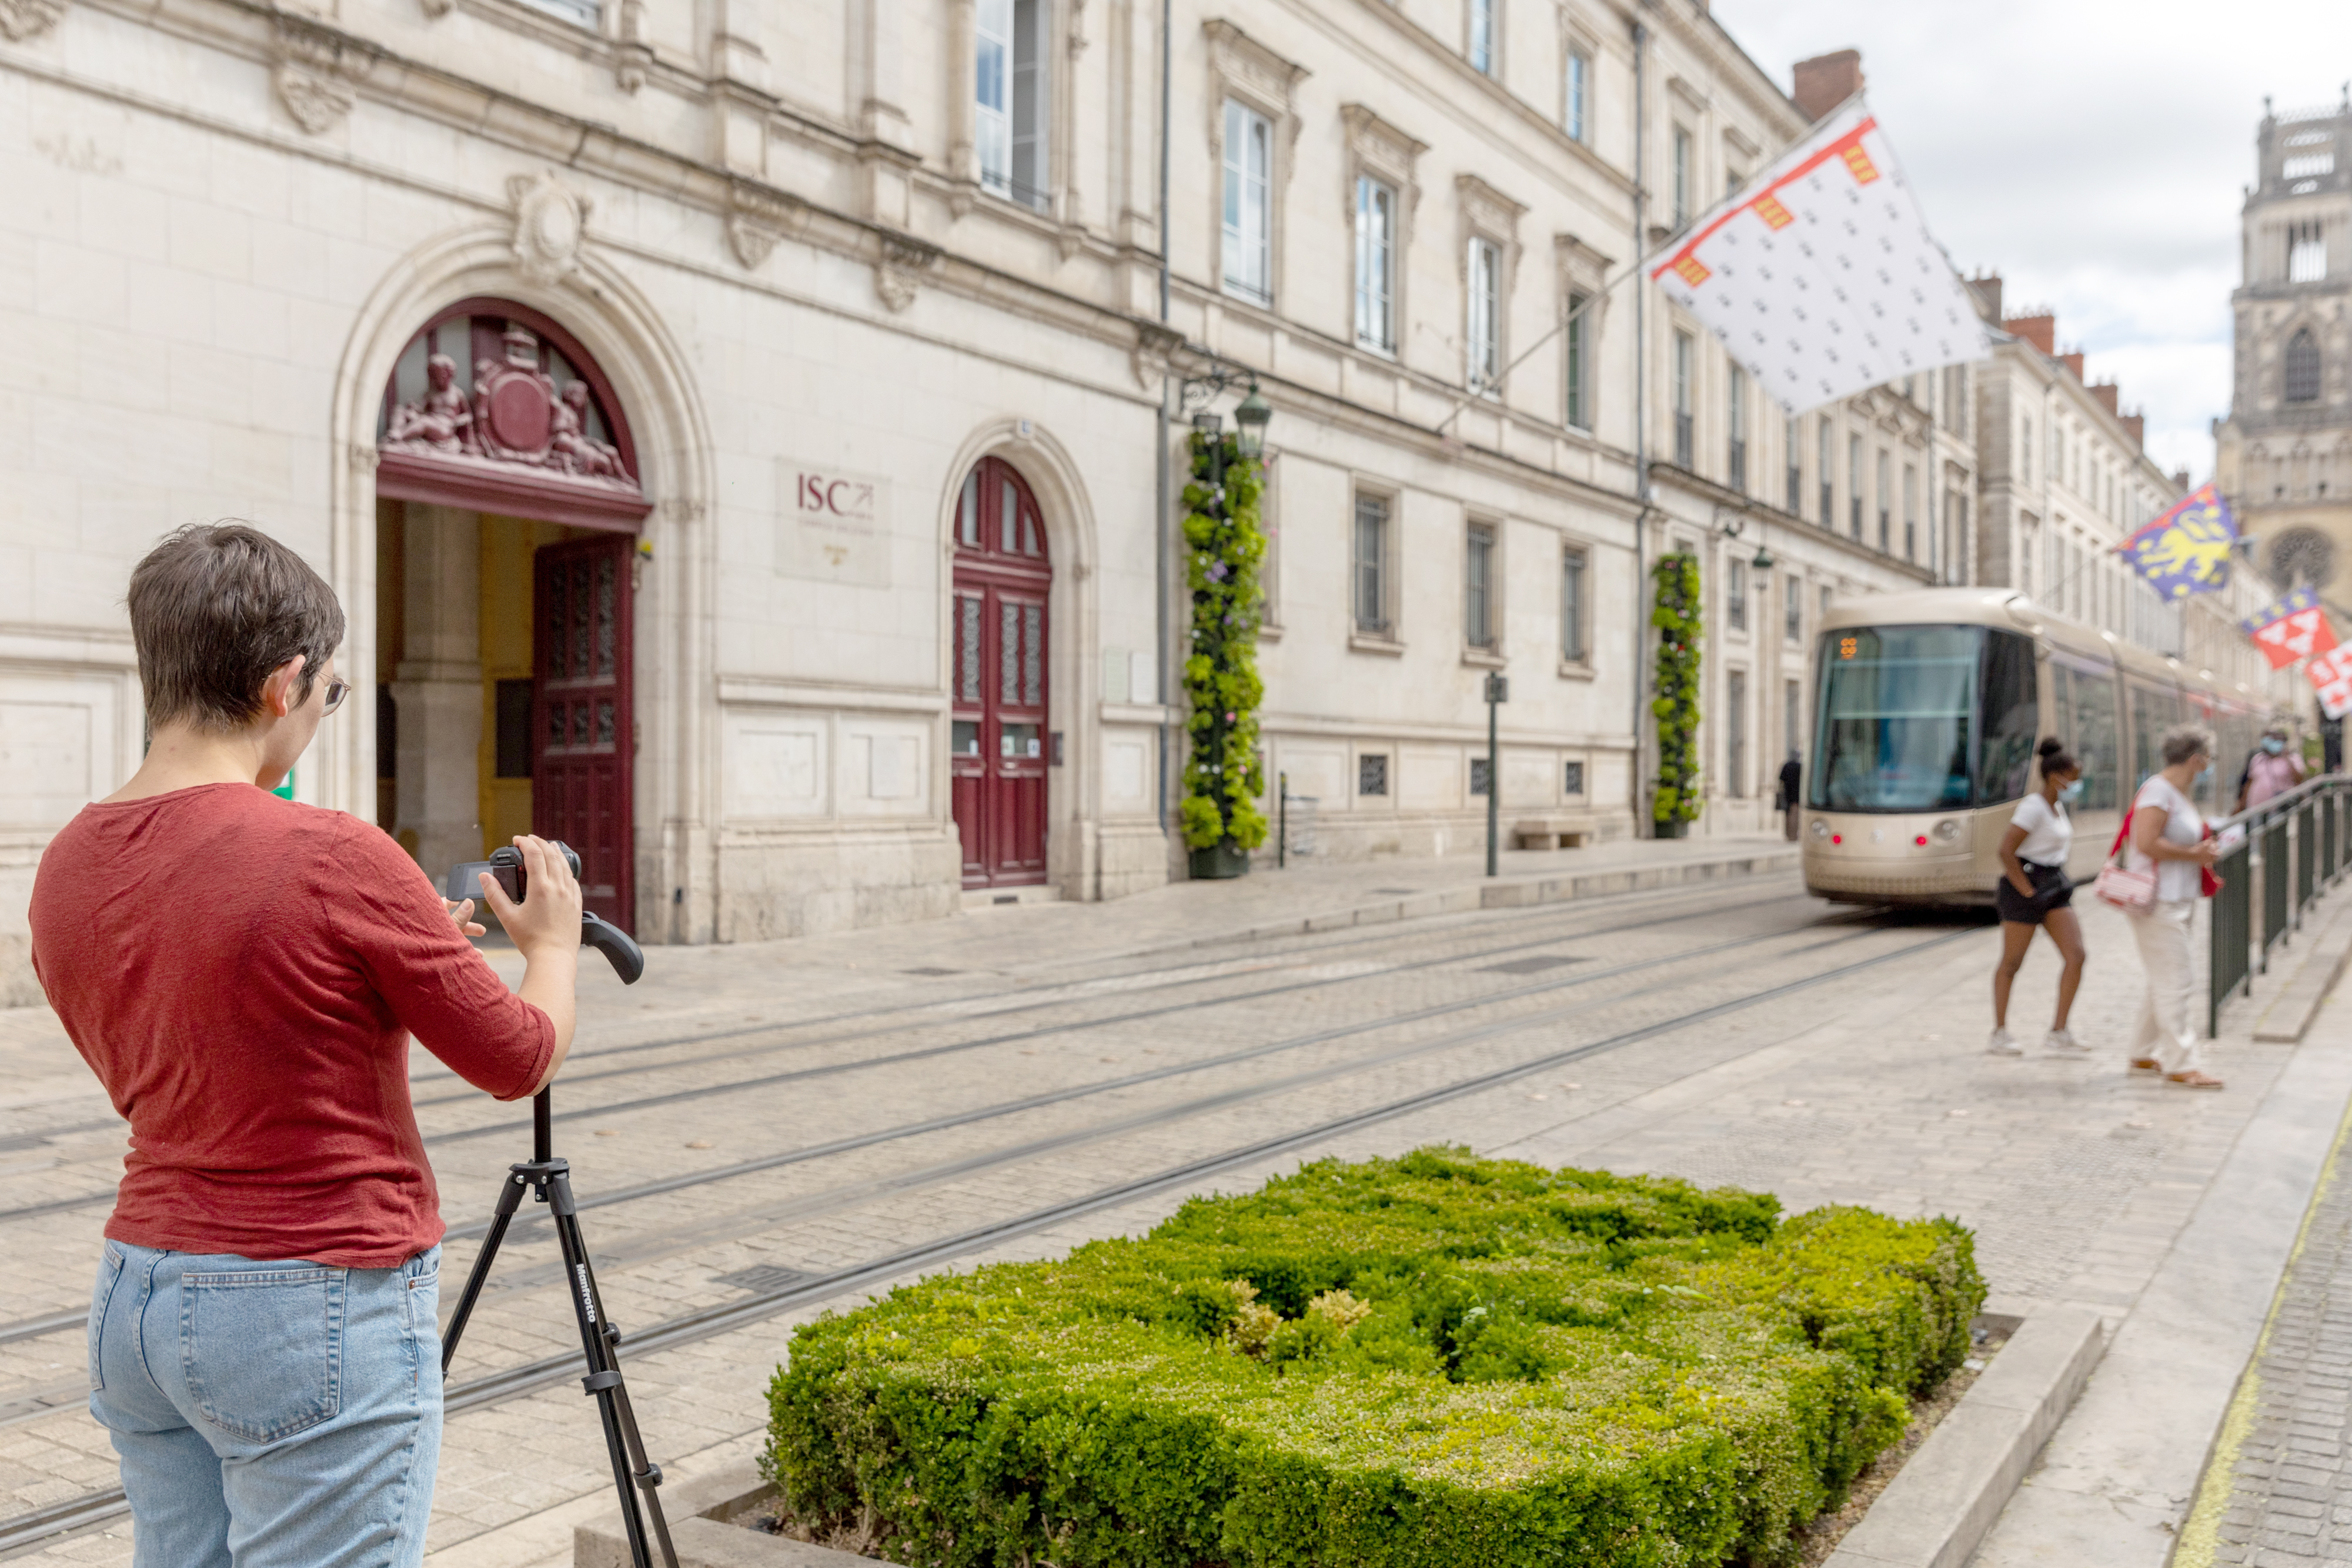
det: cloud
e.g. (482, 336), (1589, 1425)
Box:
(1712, 0), (2348, 483)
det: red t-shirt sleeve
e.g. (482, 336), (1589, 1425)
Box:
(328, 821), (555, 1101)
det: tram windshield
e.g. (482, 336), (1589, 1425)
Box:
(1809, 625), (2039, 813)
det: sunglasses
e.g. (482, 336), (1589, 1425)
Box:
(321, 678), (349, 716)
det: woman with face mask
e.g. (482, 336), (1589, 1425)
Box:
(2123, 724), (2225, 1088)
(2235, 728), (2305, 814)
(1990, 737), (2089, 1055)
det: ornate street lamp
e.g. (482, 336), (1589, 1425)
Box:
(1232, 382), (1273, 461)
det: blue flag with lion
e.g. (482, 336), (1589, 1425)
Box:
(2117, 483), (2237, 600)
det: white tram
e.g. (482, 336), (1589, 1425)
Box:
(1800, 588), (2290, 908)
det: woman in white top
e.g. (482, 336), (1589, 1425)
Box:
(1990, 738), (2087, 1055)
(2124, 724), (2224, 1089)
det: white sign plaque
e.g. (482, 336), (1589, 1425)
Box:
(777, 462), (890, 587)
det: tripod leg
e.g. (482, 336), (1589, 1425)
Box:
(549, 1171), (676, 1568)
(604, 1370), (681, 1568)
(441, 1168), (531, 1375)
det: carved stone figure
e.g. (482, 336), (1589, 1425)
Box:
(0, 0), (67, 42)
(270, 16), (375, 135)
(507, 171), (593, 287)
(551, 382), (623, 478)
(383, 354), (474, 453)
(377, 319), (638, 500)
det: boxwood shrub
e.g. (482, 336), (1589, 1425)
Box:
(763, 1148), (1982, 1568)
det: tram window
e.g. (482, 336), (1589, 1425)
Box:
(1976, 631), (2040, 806)
(2071, 673), (2120, 810)
(1808, 623), (1980, 813)
(2129, 683), (2167, 788)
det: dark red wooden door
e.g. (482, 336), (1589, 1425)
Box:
(950, 458), (1050, 888)
(533, 534), (634, 931)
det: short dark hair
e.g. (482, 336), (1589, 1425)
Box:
(2035, 735), (2080, 778)
(128, 523), (345, 731)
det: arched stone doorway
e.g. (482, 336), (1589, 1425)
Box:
(950, 456), (1052, 888)
(374, 298), (652, 930)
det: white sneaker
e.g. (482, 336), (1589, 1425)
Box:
(1987, 1027), (2022, 1056)
(2046, 1028), (2090, 1052)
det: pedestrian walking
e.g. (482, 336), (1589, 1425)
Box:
(2234, 726), (2306, 814)
(1778, 752), (1803, 841)
(2119, 724), (2224, 1089)
(1989, 737), (2087, 1056)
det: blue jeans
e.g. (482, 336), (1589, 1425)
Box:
(88, 1241), (443, 1568)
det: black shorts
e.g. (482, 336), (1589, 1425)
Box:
(1996, 861), (2073, 925)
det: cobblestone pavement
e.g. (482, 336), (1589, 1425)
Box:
(1, 854), (2344, 1566)
(2176, 1065), (2352, 1567)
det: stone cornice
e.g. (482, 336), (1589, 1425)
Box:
(1165, 275), (1641, 514)
(1649, 462), (1937, 584)
(1642, 0), (1805, 143)
(1311, 0), (1635, 198)
(28, 0), (1177, 382)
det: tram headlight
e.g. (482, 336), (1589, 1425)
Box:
(1931, 818), (1962, 844)
(1809, 819), (1829, 840)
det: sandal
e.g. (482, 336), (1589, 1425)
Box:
(2166, 1070), (2225, 1090)
(2130, 1058), (2160, 1072)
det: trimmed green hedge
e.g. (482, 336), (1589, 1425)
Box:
(764, 1149), (1982, 1568)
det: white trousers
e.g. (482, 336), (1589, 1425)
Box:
(2125, 899), (2202, 1074)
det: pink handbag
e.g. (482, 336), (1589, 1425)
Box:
(2093, 809), (2158, 914)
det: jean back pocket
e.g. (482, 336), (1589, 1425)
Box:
(182, 1266), (345, 1443)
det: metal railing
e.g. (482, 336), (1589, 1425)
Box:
(2207, 774), (2350, 1037)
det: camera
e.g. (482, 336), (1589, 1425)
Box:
(446, 844), (536, 908)
(446, 842), (644, 983)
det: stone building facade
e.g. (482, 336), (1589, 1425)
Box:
(1965, 279), (2291, 724)
(1632, 45), (1960, 834)
(2216, 96), (2352, 607)
(7, 0), (2291, 997)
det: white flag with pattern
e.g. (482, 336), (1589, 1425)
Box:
(1649, 99), (1991, 414)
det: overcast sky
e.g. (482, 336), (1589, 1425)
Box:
(1712, 0), (2349, 486)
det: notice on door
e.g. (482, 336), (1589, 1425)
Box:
(777, 462), (890, 587)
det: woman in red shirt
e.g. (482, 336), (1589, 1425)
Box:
(31, 523), (583, 1568)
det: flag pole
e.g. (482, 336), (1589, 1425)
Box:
(1432, 257), (1649, 438)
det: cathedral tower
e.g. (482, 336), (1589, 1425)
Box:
(2217, 93), (2352, 597)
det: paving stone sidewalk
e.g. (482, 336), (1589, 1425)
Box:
(5, 855), (2348, 1568)
(2176, 1048), (2352, 1567)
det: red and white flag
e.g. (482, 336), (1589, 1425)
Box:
(2241, 587), (2336, 670)
(2310, 642), (2352, 720)
(2253, 607), (2337, 670)
(1649, 99), (1992, 413)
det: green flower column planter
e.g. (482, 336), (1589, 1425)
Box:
(1178, 429), (1270, 879)
(1650, 553), (1705, 839)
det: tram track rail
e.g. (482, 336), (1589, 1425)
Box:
(0, 918), (1982, 1558)
(410, 885), (1806, 1102)
(0, 885), (1809, 1228)
(0, 901), (1844, 1349)
(403, 878), (1807, 1087)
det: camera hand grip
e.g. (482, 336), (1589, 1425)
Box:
(447, 842), (644, 984)
(581, 912), (644, 985)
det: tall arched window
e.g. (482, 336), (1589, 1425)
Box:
(2286, 327), (2322, 404)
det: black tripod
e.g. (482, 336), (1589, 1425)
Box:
(437, 845), (676, 1568)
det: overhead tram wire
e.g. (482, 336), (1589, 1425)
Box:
(0, 920), (1980, 1559)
